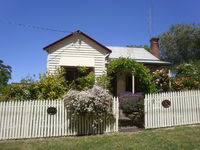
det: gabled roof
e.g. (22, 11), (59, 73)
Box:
(107, 46), (171, 65)
(43, 30), (112, 53)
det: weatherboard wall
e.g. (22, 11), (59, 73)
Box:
(46, 34), (109, 76)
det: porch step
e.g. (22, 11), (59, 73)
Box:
(119, 126), (142, 132)
(119, 117), (134, 127)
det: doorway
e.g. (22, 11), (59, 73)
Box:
(125, 74), (132, 92)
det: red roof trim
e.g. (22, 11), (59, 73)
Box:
(43, 30), (112, 53)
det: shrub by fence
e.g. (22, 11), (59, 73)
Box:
(145, 90), (200, 129)
(0, 98), (119, 140)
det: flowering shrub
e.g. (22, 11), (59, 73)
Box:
(175, 60), (200, 81)
(0, 82), (38, 101)
(11, 84), (38, 100)
(63, 86), (113, 128)
(172, 77), (200, 91)
(119, 91), (144, 114)
(152, 68), (171, 92)
(172, 61), (200, 91)
(119, 91), (144, 99)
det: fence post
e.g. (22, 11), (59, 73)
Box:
(116, 97), (119, 132)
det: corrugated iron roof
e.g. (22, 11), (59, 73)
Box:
(107, 46), (171, 65)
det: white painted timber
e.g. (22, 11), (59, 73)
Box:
(145, 90), (200, 129)
(132, 75), (135, 93)
(0, 98), (119, 140)
(59, 57), (95, 67)
(46, 34), (109, 76)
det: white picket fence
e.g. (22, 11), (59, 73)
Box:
(145, 90), (200, 129)
(0, 98), (119, 140)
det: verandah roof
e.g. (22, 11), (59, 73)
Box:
(107, 46), (171, 65)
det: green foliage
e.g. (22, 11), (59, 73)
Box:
(119, 96), (142, 114)
(77, 66), (87, 74)
(119, 92), (144, 127)
(0, 69), (68, 101)
(73, 69), (111, 91)
(159, 24), (200, 64)
(0, 60), (12, 86)
(170, 60), (200, 91)
(95, 73), (111, 89)
(0, 85), (11, 101)
(0, 67), (97, 101)
(0, 76), (39, 101)
(171, 77), (200, 91)
(130, 99), (144, 127)
(63, 66), (95, 91)
(150, 61), (200, 92)
(107, 57), (157, 94)
(37, 69), (68, 100)
(175, 60), (200, 81)
(74, 72), (95, 91)
(0, 84), (38, 101)
(0, 76), (38, 101)
(126, 45), (150, 52)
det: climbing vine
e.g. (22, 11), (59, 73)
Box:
(107, 57), (157, 94)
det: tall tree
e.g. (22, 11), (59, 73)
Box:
(0, 60), (12, 85)
(159, 24), (200, 64)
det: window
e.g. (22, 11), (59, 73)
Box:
(62, 67), (94, 81)
(66, 68), (77, 81)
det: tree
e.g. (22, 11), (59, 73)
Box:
(126, 45), (150, 52)
(159, 24), (200, 64)
(0, 60), (12, 86)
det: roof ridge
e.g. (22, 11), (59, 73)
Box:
(107, 46), (146, 48)
(43, 30), (112, 53)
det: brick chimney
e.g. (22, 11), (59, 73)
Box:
(150, 37), (160, 59)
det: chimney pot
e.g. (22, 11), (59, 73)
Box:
(150, 37), (160, 59)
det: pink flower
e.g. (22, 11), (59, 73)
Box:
(156, 79), (160, 82)
(159, 69), (164, 73)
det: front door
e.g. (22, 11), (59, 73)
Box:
(125, 74), (132, 92)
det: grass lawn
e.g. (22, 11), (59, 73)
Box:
(0, 125), (200, 150)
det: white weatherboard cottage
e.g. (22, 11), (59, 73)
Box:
(43, 30), (169, 95)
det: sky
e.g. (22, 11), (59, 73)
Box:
(0, 0), (200, 83)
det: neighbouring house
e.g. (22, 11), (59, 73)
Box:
(43, 30), (170, 95)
